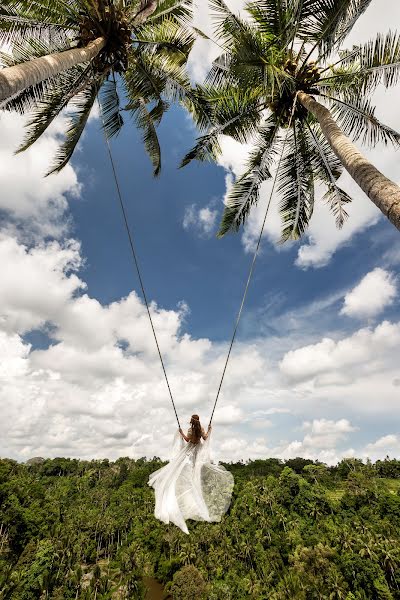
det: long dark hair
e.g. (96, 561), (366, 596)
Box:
(190, 414), (202, 444)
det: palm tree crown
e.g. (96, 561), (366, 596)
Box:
(0, 0), (195, 175)
(182, 0), (400, 240)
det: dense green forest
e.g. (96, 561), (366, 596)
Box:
(1, 455), (400, 599)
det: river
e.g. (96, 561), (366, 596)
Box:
(143, 576), (170, 600)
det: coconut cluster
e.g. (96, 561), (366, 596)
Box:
(78, 4), (132, 74)
(269, 58), (321, 126)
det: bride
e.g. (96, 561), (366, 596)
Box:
(148, 414), (234, 534)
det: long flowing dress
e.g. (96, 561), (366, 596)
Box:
(148, 430), (234, 534)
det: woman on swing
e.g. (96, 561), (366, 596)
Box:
(179, 413), (210, 444)
(148, 414), (234, 534)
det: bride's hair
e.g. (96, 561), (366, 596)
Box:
(190, 414), (202, 444)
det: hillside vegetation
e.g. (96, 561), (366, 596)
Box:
(0, 455), (399, 599)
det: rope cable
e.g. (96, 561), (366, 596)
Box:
(97, 96), (181, 428)
(208, 93), (300, 427)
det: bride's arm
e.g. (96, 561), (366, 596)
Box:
(179, 427), (190, 442)
(201, 425), (212, 440)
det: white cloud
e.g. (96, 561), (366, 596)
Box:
(294, 176), (381, 269)
(0, 111), (80, 240)
(1, 236), (400, 464)
(0, 243), (397, 461)
(216, 418), (359, 465)
(0, 234), (273, 461)
(301, 418), (357, 449)
(341, 268), (397, 319)
(183, 203), (218, 236)
(188, 0), (246, 82)
(280, 320), (400, 383)
(212, 404), (244, 425)
(363, 435), (400, 461)
(0, 235), (85, 335)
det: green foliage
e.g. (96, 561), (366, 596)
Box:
(0, 456), (400, 599)
(169, 564), (207, 599)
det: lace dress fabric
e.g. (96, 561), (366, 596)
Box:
(148, 430), (234, 534)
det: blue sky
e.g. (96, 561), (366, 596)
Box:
(1, 0), (400, 464)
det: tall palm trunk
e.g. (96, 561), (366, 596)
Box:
(298, 91), (400, 232)
(0, 37), (105, 103)
(132, 0), (158, 25)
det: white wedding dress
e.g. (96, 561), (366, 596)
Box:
(148, 430), (234, 534)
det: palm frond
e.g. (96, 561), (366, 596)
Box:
(278, 124), (314, 241)
(206, 53), (233, 88)
(99, 78), (124, 139)
(332, 0), (372, 49)
(319, 32), (400, 94)
(304, 121), (351, 228)
(246, 0), (308, 47)
(228, 26), (290, 93)
(180, 132), (222, 167)
(0, 0), (79, 27)
(299, 0), (372, 57)
(0, 13), (76, 47)
(0, 78), (54, 113)
(322, 94), (400, 147)
(209, 0), (249, 45)
(46, 82), (98, 175)
(133, 98), (162, 175)
(125, 53), (164, 103)
(134, 18), (195, 66)
(148, 98), (169, 123)
(218, 116), (281, 236)
(350, 31), (400, 90)
(245, 0), (286, 38)
(16, 66), (92, 152)
(146, 0), (192, 26)
(180, 86), (264, 167)
(181, 85), (215, 132)
(126, 50), (190, 106)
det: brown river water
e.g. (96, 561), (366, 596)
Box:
(143, 576), (171, 600)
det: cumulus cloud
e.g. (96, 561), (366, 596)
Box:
(280, 320), (400, 383)
(301, 418), (357, 448)
(340, 268), (397, 319)
(0, 230), (400, 463)
(216, 418), (359, 465)
(2, 233), (399, 463)
(183, 203), (218, 236)
(294, 177), (381, 269)
(361, 435), (400, 462)
(0, 234), (273, 461)
(188, 0), (246, 82)
(0, 111), (80, 240)
(1, 235), (400, 464)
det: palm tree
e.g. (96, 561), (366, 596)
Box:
(182, 0), (400, 239)
(0, 0), (194, 174)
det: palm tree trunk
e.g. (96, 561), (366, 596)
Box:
(0, 37), (105, 103)
(132, 0), (158, 25)
(298, 91), (400, 232)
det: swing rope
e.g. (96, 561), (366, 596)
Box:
(208, 93), (298, 427)
(98, 91), (298, 431)
(98, 99), (181, 428)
